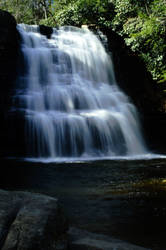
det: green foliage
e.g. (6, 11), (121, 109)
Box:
(0, 0), (34, 24)
(0, 0), (166, 84)
(0, 0), (52, 24)
(50, 0), (114, 27)
(53, 2), (81, 26)
(117, 0), (166, 82)
(160, 71), (166, 83)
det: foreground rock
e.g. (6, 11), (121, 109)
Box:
(69, 227), (151, 250)
(0, 189), (68, 250)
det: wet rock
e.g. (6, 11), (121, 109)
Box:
(39, 25), (53, 39)
(0, 9), (19, 91)
(0, 9), (20, 157)
(0, 189), (68, 250)
(0, 9), (16, 27)
(101, 28), (158, 115)
(69, 227), (151, 250)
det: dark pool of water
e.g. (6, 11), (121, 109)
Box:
(1, 158), (166, 249)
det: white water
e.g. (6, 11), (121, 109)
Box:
(15, 24), (147, 160)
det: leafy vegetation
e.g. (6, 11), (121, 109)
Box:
(0, 0), (52, 24)
(112, 0), (166, 83)
(0, 0), (166, 85)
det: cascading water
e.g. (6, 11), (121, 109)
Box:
(13, 24), (147, 160)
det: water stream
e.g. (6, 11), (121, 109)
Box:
(14, 24), (147, 160)
(5, 25), (166, 250)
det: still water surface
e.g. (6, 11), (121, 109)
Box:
(1, 157), (166, 250)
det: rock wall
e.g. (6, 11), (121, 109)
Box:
(102, 28), (166, 153)
(0, 11), (56, 157)
(101, 28), (158, 114)
(0, 9), (19, 110)
(0, 9), (20, 157)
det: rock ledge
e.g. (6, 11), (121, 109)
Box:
(0, 189), (68, 250)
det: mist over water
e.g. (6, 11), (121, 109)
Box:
(14, 24), (147, 161)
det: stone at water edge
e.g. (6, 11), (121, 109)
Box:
(0, 189), (68, 250)
(69, 227), (151, 250)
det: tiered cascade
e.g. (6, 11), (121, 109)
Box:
(13, 25), (147, 159)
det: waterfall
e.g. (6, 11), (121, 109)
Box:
(13, 24), (147, 160)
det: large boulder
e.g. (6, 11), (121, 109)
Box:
(0, 189), (68, 250)
(39, 25), (53, 39)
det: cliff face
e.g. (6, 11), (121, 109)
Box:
(102, 28), (166, 153)
(101, 28), (158, 114)
(0, 12), (55, 157)
(0, 9), (19, 100)
(0, 9), (20, 157)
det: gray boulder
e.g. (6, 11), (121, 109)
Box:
(0, 189), (68, 250)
